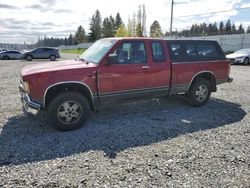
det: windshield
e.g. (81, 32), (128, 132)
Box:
(235, 49), (250, 54)
(79, 39), (116, 64)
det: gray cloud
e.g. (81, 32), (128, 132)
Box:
(26, 4), (72, 14)
(0, 3), (17, 9)
(39, 0), (57, 6)
(53, 9), (73, 13)
(26, 4), (50, 12)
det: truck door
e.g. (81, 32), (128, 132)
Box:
(98, 40), (155, 100)
(145, 40), (171, 92)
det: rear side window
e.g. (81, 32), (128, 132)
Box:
(168, 41), (224, 62)
(197, 44), (219, 58)
(186, 45), (197, 57)
(151, 42), (165, 62)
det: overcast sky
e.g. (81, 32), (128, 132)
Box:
(0, 0), (250, 43)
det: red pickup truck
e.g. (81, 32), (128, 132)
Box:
(19, 38), (232, 131)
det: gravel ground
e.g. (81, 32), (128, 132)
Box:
(0, 57), (249, 187)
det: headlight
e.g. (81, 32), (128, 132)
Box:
(23, 81), (30, 94)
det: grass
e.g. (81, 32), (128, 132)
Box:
(60, 48), (86, 55)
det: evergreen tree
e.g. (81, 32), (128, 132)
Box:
(238, 23), (245, 34)
(212, 22), (218, 35)
(89, 9), (102, 42)
(225, 19), (232, 34)
(68, 33), (74, 45)
(232, 23), (237, 34)
(247, 26), (250, 33)
(115, 13), (123, 31)
(74, 25), (87, 44)
(109, 16), (116, 35)
(102, 17), (114, 38)
(219, 21), (224, 34)
(149, 20), (162, 38)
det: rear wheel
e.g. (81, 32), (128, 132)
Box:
(3, 56), (9, 60)
(243, 57), (249, 65)
(25, 55), (33, 61)
(49, 55), (56, 61)
(47, 92), (90, 131)
(187, 78), (211, 107)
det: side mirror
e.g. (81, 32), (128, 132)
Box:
(106, 54), (118, 65)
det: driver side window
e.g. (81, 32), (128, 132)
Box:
(110, 41), (147, 64)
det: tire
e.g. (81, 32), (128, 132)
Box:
(47, 92), (91, 131)
(49, 55), (56, 61)
(25, 55), (33, 61)
(187, 78), (211, 107)
(243, 57), (249, 65)
(3, 56), (9, 60)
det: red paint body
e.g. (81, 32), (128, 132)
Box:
(20, 38), (231, 107)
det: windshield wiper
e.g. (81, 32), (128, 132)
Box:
(78, 58), (89, 64)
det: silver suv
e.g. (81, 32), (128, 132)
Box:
(23, 47), (60, 61)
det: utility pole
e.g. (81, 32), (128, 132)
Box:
(170, 0), (174, 36)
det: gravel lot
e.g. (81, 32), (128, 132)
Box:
(0, 55), (249, 187)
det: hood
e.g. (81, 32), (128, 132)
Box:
(21, 59), (97, 76)
(226, 53), (247, 58)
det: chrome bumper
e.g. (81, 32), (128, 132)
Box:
(19, 84), (40, 115)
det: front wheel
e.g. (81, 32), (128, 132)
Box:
(186, 78), (211, 107)
(47, 92), (91, 131)
(243, 57), (249, 65)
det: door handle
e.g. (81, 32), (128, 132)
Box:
(142, 66), (150, 69)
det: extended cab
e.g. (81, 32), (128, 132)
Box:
(19, 38), (233, 131)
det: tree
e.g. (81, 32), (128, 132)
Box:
(127, 14), (136, 37)
(109, 16), (116, 35)
(115, 24), (128, 37)
(136, 23), (143, 37)
(219, 21), (224, 34)
(102, 17), (114, 37)
(115, 13), (123, 31)
(247, 26), (250, 33)
(74, 25), (87, 44)
(232, 23), (237, 34)
(135, 4), (147, 37)
(89, 9), (102, 42)
(238, 23), (245, 34)
(142, 4), (147, 36)
(225, 19), (232, 34)
(149, 20), (163, 38)
(68, 33), (74, 45)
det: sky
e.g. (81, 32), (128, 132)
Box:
(0, 0), (250, 43)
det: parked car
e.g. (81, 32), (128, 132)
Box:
(0, 50), (22, 60)
(226, 48), (250, 65)
(19, 38), (232, 131)
(22, 47), (60, 61)
(0, 49), (7, 52)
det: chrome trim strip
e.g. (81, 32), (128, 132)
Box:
(100, 86), (169, 97)
(43, 81), (94, 108)
(187, 71), (215, 91)
(172, 60), (226, 65)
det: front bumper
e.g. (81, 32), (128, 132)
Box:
(19, 84), (40, 115)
